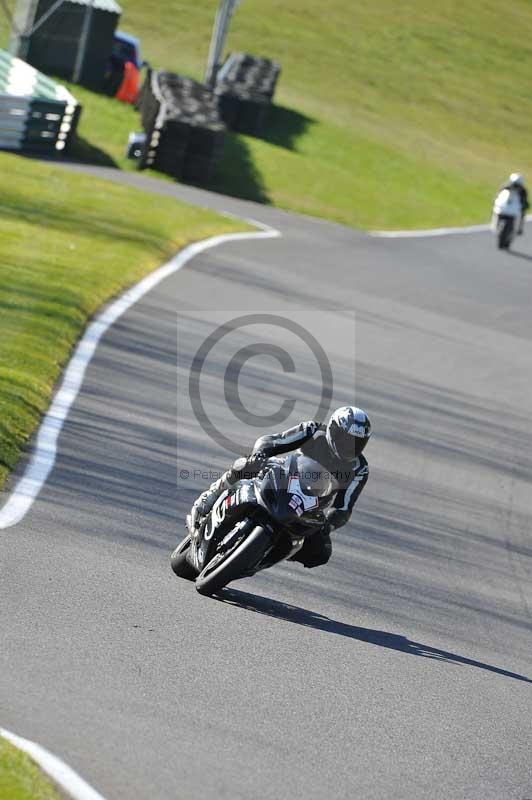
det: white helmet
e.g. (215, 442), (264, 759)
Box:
(509, 173), (524, 187)
(326, 406), (372, 461)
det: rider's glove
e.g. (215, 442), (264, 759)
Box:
(226, 452), (266, 483)
(230, 451), (268, 481)
(247, 451), (269, 475)
(247, 451), (268, 467)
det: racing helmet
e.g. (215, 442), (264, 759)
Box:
(326, 406), (372, 461)
(509, 173), (525, 187)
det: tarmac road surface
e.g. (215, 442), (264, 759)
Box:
(1, 166), (531, 799)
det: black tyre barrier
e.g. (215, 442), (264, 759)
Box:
(136, 69), (226, 184)
(214, 52), (281, 137)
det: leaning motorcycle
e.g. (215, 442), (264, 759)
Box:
(170, 453), (338, 596)
(492, 188), (522, 250)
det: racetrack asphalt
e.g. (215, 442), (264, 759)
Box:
(1, 165), (531, 800)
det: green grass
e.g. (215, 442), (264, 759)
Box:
(0, 736), (64, 800)
(0, 151), (248, 489)
(63, 83), (139, 170)
(1, 2), (532, 226)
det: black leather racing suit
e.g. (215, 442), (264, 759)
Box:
(250, 420), (369, 567)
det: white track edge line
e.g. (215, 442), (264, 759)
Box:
(0, 223), (280, 529)
(0, 728), (107, 800)
(370, 214), (532, 239)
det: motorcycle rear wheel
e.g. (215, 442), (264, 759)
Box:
(497, 218), (513, 249)
(195, 525), (270, 597)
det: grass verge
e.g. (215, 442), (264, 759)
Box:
(2, 1), (530, 228)
(0, 151), (249, 490)
(54, 83), (496, 229)
(0, 735), (64, 800)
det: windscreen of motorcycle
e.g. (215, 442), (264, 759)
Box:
(290, 454), (339, 498)
(256, 454), (339, 518)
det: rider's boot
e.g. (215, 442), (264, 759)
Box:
(191, 472), (231, 532)
(199, 474), (230, 513)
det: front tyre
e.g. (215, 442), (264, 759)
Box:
(195, 525), (270, 597)
(170, 534), (197, 581)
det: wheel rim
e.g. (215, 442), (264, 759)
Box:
(198, 530), (248, 581)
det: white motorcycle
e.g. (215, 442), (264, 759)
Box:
(492, 188), (522, 250)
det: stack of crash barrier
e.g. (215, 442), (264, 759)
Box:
(137, 69), (225, 183)
(214, 52), (280, 136)
(0, 48), (80, 154)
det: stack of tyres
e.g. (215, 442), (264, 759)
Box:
(216, 53), (280, 102)
(136, 69), (151, 116)
(137, 69), (225, 183)
(183, 123), (225, 184)
(216, 92), (240, 128)
(232, 99), (269, 137)
(152, 122), (190, 179)
(214, 52), (280, 136)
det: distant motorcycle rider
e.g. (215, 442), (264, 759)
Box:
(499, 173), (529, 234)
(191, 406), (371, 568)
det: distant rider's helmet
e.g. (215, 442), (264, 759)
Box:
(509, 173), (525, 187)
(326, 406), (372, 461)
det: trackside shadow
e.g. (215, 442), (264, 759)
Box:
(220, 590), (532, 685)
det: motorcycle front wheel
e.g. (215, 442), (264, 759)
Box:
(195, 525), (270, 597)
(170, 534), (197, 581)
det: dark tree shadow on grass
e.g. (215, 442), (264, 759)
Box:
(209, 106), (315, 203)
(211, 131), (270, 204)
(219, 589), (532, 685)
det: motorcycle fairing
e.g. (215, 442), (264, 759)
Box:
(195, 482), (264, 570)
(190, 452), (338, 576)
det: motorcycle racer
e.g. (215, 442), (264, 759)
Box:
(499, 173), (529, 234)
(191, 406), (371, 568)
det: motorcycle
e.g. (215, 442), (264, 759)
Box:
(492, 188), (522, 250)
(170, 453), (339, 596)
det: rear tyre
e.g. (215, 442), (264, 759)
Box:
(195, 525), (270, 597)
(497, 218), (513, 249)
(170, 535), (197, 581)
